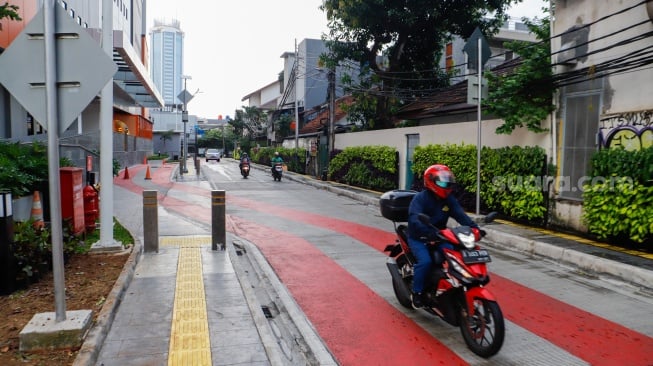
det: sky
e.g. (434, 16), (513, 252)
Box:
(147, 0), (548, 120)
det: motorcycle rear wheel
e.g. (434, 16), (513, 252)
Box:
(459, 298), (505, 358)
(392, 256), (413, 309)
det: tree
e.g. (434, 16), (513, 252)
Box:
(0, 2), (21, 23)
(320, 0), (515, 129)
(273, 113), (293, 141)
(484, 13), (554, 134)
(230, 106), (267, 138)
(159, 129), (175, 152)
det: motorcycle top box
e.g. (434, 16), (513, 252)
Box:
(379, 190), (418, 222)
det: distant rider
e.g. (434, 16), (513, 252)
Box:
(271, 151), (284, 174)
(239, 152), (251, 170)
(407, 164), (480, 309)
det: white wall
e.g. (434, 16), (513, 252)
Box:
(553, 0), (653, 114)
(335, 119), (552, 189)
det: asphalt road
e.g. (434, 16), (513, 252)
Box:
(197, 158), (653, 365)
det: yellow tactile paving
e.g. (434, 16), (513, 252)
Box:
(168, 240), (212, 366)
(497, 219), (653, 260)
(161, 236), (212, 247)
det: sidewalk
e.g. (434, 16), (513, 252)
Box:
(74, 159), (653, 365)
(75, 160), (336, 366)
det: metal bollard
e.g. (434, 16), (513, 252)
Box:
(211, 190), (226, 250)
(143, 190), (159, 253)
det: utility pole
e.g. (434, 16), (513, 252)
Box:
(328, 66), (336, 155)
(294, 39), (299, 149)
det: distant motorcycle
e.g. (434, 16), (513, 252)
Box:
(380, 189), (505, 358)
(272, 162), (283, 181)
(240, 162), (250, 178)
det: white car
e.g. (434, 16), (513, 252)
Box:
(205, 148), (221, 162)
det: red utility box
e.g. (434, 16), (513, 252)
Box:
(60, 167), (85, 235)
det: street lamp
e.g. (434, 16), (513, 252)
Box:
(181, 75), (192, 176)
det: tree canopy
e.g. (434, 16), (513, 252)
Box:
(0, 3), (21, 23)
(321, 0), (516, 129)
(484, 14), (554, 134)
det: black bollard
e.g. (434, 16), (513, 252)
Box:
(0, 190), (17, 295)
(211, 190), (226, 250)
(143, 190), (159, 253)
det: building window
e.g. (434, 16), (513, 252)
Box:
(76, 16), (82, 25)
(560, 82), (602, 200)
(60, 1), (67, 10)
(445, 43), (453, 72)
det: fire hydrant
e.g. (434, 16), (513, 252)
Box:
(83, 184), (99, 233)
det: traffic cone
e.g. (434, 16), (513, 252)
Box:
(145, 165), (152, 180)
(31, 191), (44, 229)
(143, 156), (147, 164)
(123, 165), (130, 179)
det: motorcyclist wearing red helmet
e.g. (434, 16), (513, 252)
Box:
(407, 164), (479, 308)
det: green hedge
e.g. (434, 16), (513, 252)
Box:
(413, 144), (548, 222)
(327, 145), (398, 191)
(252, 147), (307, 174)
(582, 147), (653, 244)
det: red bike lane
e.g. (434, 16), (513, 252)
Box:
(115, 170), (653, 365)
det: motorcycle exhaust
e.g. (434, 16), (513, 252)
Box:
(386, 258), (412, 301)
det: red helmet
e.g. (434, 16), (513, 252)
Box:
(423, 164), (455, 199)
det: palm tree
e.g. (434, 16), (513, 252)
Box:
(160, 129), (175, 154)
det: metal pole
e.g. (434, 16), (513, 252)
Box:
(43, 0), (66, 322)
(328, 67), (336, 155)
(294, 39), (299, 149)
(99, 0), (115, 247)
(211, 190), (226, 251)
(476, 37), (482, 215)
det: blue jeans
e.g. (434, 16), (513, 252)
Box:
(407, 237), (452, 293)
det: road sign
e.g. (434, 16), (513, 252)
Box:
(0, 6), (117, 133)
(177, 89), (193, 105)
(467, 75), (488, 105)
(463, 27), (491, 72)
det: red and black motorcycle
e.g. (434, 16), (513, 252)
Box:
(380, 190), (505, 358)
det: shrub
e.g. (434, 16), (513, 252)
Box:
(583, 147), (653, 244)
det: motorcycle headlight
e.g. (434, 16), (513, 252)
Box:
(457, 232), (476, 249)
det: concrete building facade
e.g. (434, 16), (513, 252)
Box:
(0, 0), (162, 172)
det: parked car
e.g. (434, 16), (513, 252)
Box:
(205, 148), (221, 162)
(198, 148), (206, 157)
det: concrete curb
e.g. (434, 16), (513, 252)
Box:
(73, 238), (144, 366)
(485, 228), (653, 289)
(226, 237), (287, 366)
(242, 238), (339, 366)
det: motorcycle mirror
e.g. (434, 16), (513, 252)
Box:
(418, 213), (430, 225)
(484, 211), (499, 224)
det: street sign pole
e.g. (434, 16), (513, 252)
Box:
(43, 0), (67, 322)
(476, 37), (482, 215)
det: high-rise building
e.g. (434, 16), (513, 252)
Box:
(150, 19), (184, 109)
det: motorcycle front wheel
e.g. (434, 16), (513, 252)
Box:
(459, 298), (505, 358)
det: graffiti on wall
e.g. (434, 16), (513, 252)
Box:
(599, 110), (653, 150)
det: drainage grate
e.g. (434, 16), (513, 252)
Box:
(261, 306), (274, 319)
